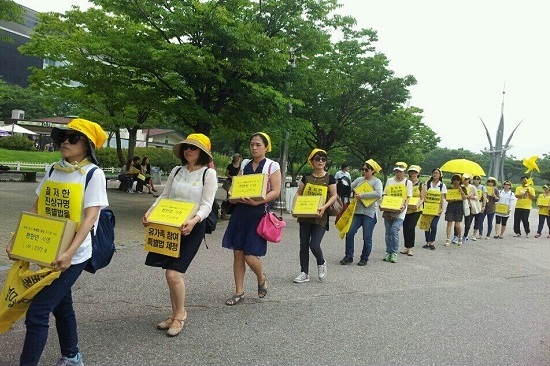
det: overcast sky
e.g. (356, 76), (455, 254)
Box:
(16, 0), (548, 159)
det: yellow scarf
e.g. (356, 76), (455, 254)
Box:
(52, 159), (92, 174)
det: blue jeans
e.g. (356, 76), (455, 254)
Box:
(424, 215), (440, 242)
(483, 212), (495, 236)
(537, 215), (550, 234)
(384, 218), (404, 254)
(20, 261), (87, 366)
(345, 214), (377, 261)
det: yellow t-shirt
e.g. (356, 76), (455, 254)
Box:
(538, 194), (550, 216)
(515, 186), (535, 209)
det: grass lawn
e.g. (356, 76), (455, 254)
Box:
(0, 148), (57, 164)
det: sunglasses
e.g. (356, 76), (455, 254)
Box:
(313, 156), (327, 162)
(362, 166), (372, 172)
(181, 143), (199, 151)
(54, 131), (86, 145)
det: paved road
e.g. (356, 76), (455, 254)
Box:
(0, 181), (549, 365)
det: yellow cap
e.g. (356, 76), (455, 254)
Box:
(67, 118), (107, 149)
(393, 162), (408, 171)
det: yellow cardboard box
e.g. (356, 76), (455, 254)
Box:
(144, 223), (181, 258)
(380, 196), (405, 212)
(10, 212), (77, 267)
(147, 198), (198, 227)
(230, 173), (268, 201)
(423, 202), (440, 216)
(292, 195), (325, 218)
(407, 197), (421, 211)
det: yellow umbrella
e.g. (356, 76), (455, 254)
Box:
(440, 158), (485, 176)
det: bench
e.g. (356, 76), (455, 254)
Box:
(0, 170), (37, 182)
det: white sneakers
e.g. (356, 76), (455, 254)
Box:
(318, 261), (327, 280)
(293, 272), (309, 283)
(294, 261), (328, 283)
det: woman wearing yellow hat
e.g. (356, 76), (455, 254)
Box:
(6, 118), (109, 365)
(292, 149), (338, 283)
(143, 133), (217, 337)
(222, 132), (281, 305)
(477, 176), (500, 239)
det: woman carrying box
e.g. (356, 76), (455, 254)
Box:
(222, 132), (281, 305)
(6, 118), (108, 366)
(142, 133), (217, 337)
(292, 148), (338, 283)
(535, 184), (550, 238)
(494, 180), (516, 238)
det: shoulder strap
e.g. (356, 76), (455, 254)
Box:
(175, 166), (183, 177)
(202, 167), (208, 184)
(48, 165), (55, 177)
(85, 166), (98, 189)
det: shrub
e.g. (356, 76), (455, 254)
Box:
(0, 136), (35, 151)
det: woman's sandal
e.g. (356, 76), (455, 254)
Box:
(156, 318), (173, 330)
(258, 274), (268, 298)
(225, 293), (245, 306)
(166, 311), (187, 337)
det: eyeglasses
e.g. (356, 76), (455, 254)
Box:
(54, 131), (86, 145)
(181, 143), (199, 151)
(313, 156), (327, 162)
(473, 178), (481, 180)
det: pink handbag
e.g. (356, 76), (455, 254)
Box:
(257, 210), (286, 243)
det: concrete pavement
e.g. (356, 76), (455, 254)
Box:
(0, 180), (549, 365)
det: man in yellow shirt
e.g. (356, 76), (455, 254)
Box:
(513, 176), (536, 237)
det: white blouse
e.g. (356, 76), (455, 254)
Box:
(152, 165), (217, 221)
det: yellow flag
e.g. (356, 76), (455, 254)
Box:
(335, 199), (357, 239)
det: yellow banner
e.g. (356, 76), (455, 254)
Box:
(292, 195), (325, 217)
(147, 198), (198, 227)
(355, 181), (378, 208)
(418, 214), (434, 230)
(335, 199), (357, 239)
(38, 180), (84, 225)
(10, 212), (77, 267)
(230, 173), (268, 200)
(144, 223), (181, 258)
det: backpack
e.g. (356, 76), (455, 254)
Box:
(174, 166), (218, 234)
(48, 165), (116, 273)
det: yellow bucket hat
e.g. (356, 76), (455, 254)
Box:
(173, 133), (213, 162)
(408, 165), (421, 173)
(307, 148), (327, 168)
(51, 118), (107, 164)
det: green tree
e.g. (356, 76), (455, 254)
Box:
(0, 0), (23, 41)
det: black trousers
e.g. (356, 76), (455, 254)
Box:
(403, 211), (422, 248)
(513, 208), (531, 234)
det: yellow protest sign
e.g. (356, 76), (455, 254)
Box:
(380, 196), (405, 212)
(423, 202), (440, 216)
(354, 181), (378, 208)
(303, 183), (328, 198)
(425, 190), (442, 204)
(10, 212), (77, 267)
(144, 223), (181, 258)
(486, 186), (494, 196)
(495, 203), (509, 215)
(446, 189), (463, 201)
(230, 173), (268, 201)
(147, 198), (198, 227)
(537, 196), (550, 207)
(38, 180), (84, 225)
(137, 173), (146, 181)
(386, 184), (406, 198)
(418, 214), (434, 230)
(292, 195), (325, 218)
